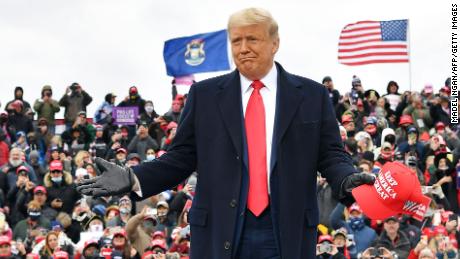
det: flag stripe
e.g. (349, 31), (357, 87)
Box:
(340, 59), (409, 66)
(339, 44), (407, 52)
(339, 32), (382, 40)
(338, 52), (408, 59)
(338, 20), (409, 66)
(341, 25), (381, 33)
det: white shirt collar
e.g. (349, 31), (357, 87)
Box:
(240, 63), (277, 94)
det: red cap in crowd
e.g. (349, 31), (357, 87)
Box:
(16, 165), (29, 175)
(352, 162), (431, 221)
(33, 185), (47, 195)
(53, 251), (69, 259)
(113, 228), (127, 238)
(348, 203), (362, 214)
(435, 122), (446, 131)
(49, 160), (63, 171)
(150, 239), (167, 251)
(152, 231), (165, 239)
(399, 115), (413, 126)
(116, 148), (127, 154)
(0, 235), (10, 246)
(318, 234), (333, 243)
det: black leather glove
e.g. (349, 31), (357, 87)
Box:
(339, 173), (375, 206)
(76, 157), (135, 198)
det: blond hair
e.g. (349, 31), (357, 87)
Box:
(228, 8), (279, 38)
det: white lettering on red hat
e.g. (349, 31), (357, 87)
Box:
(374, 171), (397, 200)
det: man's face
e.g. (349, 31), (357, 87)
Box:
(229, 23), (279, 80)
(0, 244), (10, 256)
(324, 81), (333, 90)
(384, 220), (399, 235)
(34, 192), (47, 205)
(116, 152), (126, 161)
(10, 150), (21, 161)
(172, 101), (181, 113)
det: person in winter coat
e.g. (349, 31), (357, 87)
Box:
(59, 82), (93, 129)
(5, 86), (31, 114)
(0, 147), (37, 194)
(126, 206), (158, 254)
(430, 95), (451, 126)
(13, 200), (50, 242)
(118, 86), (147, 115)
(44, 160), (81, 215)
(8, 101), (34, 135)
(128, 122), (159, 160)
(382, 81), (401, 112)
(372, 216), (413, 259)
(94, 92), (117, 125)
(330, 203), (377, 259)
(33, 85), (60, 133)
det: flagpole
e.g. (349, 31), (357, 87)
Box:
(407, 19), (412, 92)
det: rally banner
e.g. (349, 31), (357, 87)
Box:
(112, 106), (139, 125)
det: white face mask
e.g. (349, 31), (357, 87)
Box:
(146, 154), (155, 161)
(89, 224), (103, 232)
(145, 106), (154, 113)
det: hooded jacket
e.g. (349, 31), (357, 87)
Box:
(33, 85), (60, 124)
(44, 171), (81, 214)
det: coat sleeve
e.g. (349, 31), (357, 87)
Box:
(317, 87), (357, 198)
(131, 85), (197, 199)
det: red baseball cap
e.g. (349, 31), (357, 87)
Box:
(348, 203), (362, 214)
(152, 231), (165, 239)
(33, 185), (47, 195)
(116, 148), (127, 154)
(399, 115), (413, 126)
(150, 239), (167, 250)
(318, 234), (333, 243)
(53, 251), (69, 259)
(0, 235), (10, 246)
(435, 122), (446, 130)
(16, 165), (29, 175)
(352, 162), (431, 221)
(49, 160), (63, 171)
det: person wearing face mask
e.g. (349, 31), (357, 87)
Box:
(107, 196), (133, 228)
(126, 206), (160, 253)
(44, 160), (81, 214)
(128, 121), (159, 161)
(144, 149), (156, 162)
(330, 203), (377, 259)
(374, 142), (395, 170)
(13, 200), (50, 242)
(140, 101), (161, 142)
(33, 85), (60, 134)
(118, 86), (147, 115)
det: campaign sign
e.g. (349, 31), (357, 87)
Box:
(112, 106), (138, 125)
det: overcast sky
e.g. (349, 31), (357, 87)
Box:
(0, 0), (449, 117)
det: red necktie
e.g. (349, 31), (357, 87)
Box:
(245, 80), (269, 216)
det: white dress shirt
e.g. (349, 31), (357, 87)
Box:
(240, 63), (278, 193)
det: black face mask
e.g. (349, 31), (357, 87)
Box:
(0, 117), (6, 123)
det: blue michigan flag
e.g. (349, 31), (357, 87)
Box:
(163, 29), (231, 77)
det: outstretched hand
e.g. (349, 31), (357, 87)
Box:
(76, 157), (135, 198)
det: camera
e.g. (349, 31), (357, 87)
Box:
(318, 242), (333, 254)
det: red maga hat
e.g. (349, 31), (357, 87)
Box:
(352, 162), (431, 221)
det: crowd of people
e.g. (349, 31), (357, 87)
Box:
(0, 75), (456, 259)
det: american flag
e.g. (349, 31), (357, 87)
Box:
(338, 20), (409, 66)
